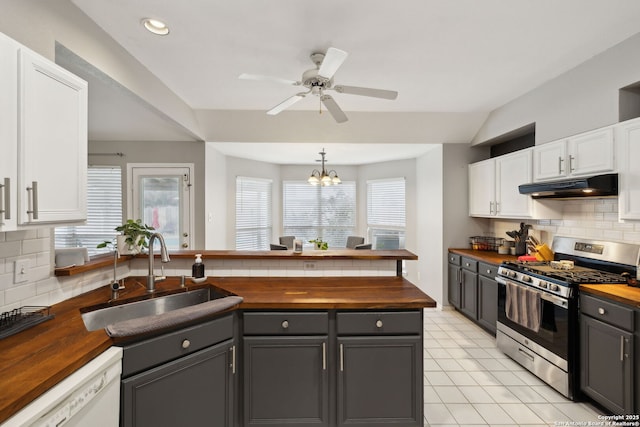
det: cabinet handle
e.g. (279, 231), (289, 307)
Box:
(231, 345), (236, 374)
(375, 319), (383, 328)
(339, 343), (344, 372)
(489, 201), (493, 215)
(181, 339), (191, 349)
(598, 307), (605, 315)
(322, 342), (326, 370)
(26, 181), (38, 220)
(495, 201), (499, 214)
(558, 157), (564, 174)
(569, 155), (575, 172)
(0, 178), (10, 220)
(620, 336), (625, 362)
(281, 320), (289, 329)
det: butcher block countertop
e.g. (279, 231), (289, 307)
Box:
(448, 248), (519, 265)
(580, 284), (640, 308)
(0, 275), (434, 423)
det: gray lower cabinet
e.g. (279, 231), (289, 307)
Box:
(120, 314), (236, 427)
(447, 254), (461, 308)
(242, 312), (329, 427)
(448, 252), (499, 334)
(243, 335), (329, 426)
(337, 336), (422, 426)
(580, 294), (634, 414)
(242, 310), (423, 427)
(336, 311), (423, 427)
(477, 262), (498, 334)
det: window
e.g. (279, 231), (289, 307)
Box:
(236, 176), (272, 250)
(283, 181), (356, 248)
(367, 178), (406, 249)
(55, 166), (122, 256)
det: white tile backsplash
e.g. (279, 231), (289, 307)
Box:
(492, 198), (640, 246)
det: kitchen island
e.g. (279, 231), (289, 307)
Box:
(0, 272), (434, 425)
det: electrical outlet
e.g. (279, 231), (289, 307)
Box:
(303, 261), (317, 270)
(14, 259), (30, 284)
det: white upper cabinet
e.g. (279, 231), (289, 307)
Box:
(468, 158), (495, 217)
(533, 127), (615, 182)
(469, 149), (560, 219)
(615, 117), (640, 220)
(0, 31), (87, 230)
(0, 33), (18, 231)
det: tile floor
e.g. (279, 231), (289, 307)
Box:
(423, 308), (604, 427)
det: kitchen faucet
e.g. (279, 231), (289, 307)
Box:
(147, 232), (171, 293)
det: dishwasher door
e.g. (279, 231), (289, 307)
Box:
(2, 347), (122, 427)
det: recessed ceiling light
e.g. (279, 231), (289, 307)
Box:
(142, 18), (169, 35)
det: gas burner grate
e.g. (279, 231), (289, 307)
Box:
(0, 306), (54, 340)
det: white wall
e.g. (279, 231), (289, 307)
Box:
(205, 144), (228, 249)
(473, 32), (640, 145)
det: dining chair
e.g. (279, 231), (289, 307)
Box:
(279, 236), (295, 249)
(346, 236), (365, 249)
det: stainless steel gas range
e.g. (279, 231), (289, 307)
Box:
(495, 236), (639, 400)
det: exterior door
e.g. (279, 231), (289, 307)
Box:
(129, 164), (193, 250)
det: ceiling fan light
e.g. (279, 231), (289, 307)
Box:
(142, 18), (169, 35)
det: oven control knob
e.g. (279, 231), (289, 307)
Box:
(550, 284), (559, 292)
(539, 281), (548, 289)
(509, 271), (518, 279)
(522, 276), (532, 283)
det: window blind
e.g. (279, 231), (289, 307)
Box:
(282, 181), (356, 248)
(367, 178), (406, 249)
(55, 166), (123, 256)
(236, 176), (272, 250)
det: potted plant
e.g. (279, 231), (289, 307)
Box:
(308, 238), (328, 250)
(98, 219), (155, 255)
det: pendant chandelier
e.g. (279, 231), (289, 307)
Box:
(308, 148), (341, 186)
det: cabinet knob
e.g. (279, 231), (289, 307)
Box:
(598, 307), (606, 315)
(487, 269), (492, 274)
(465, 263), (470, 267)
(182, 339), (191, 349)
(282, 320), (289, 329)
(375, 320), (383, 328)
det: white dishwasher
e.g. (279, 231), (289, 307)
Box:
(2, 347), (122, 427)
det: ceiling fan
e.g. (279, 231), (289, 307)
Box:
(239, 47), (398, 123)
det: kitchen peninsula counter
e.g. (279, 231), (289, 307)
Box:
(0, 275), (434, 423)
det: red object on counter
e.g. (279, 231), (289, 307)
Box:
(518, 255), (538, 262)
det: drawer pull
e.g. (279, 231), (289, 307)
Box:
(465, 263), (470, 267)
(598, 308), (606, 315)
(281, 320), (289, 329)
(375, 320), (383, 328)
(486, 269), (491, 274)
(182, 339), (191, 349)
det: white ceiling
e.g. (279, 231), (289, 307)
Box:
(67, 0), (640, 163)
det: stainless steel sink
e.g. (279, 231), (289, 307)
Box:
(81, 287), (224, 331)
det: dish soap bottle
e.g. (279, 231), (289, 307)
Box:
(192, 254), (205, 278)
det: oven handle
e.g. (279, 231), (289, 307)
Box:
(496, 276), (568, 308)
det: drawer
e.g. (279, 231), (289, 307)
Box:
(461, 257), (478, 273)
(121, 313), (234, 377)
(448, 253), (461, 265)
(243, 311), (328, 335)
(337, 311), (422, 335)
(479, 262), (499, 278)
(580, 294), (634, 331)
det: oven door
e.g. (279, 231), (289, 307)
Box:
(496, 276), (572, 361)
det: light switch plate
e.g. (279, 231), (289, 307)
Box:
(14, 259), (30, 284)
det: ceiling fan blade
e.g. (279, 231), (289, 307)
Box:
(267, 93), (306, 115)
(320, 94), (348, 123)
(317, 48), (348, 80)
(239, 73), (299, 86)
(333, 85), (398, 100)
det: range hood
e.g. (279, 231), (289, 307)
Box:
(518, 173), (618, 199)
